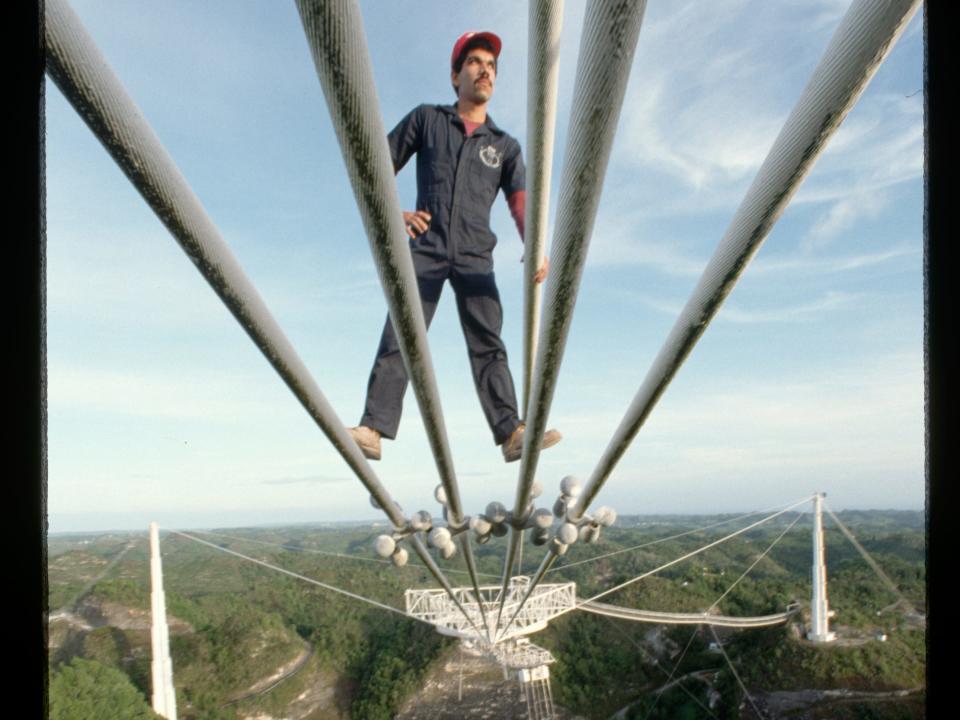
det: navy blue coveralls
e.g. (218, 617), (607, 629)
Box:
(360, 103), (525, 445)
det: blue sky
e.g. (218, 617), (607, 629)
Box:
(46, 0), (924, 533)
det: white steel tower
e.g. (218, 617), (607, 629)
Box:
(807, 494), (836, 642)
(149, 522), (178, 719)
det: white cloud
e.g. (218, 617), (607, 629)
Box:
(45, 0), (924, 525)
(597, 0), (922, 232)
(750, 243), (918, 275)
(719, 290), (861, 323)
(587, 213), (708, 274)
(803, 190), (890, 250)
(49, 366), (286, 422)
(646, 352), (921, 443)
(610, 287), (863, 324)
(261, 475), (352, 486)
(794, 96), (923, 205)
(589, 351), (924, 510)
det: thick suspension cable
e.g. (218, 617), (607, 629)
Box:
(641, 631), (701, 720)
(581, 498), (811, 607)
(706, 512), (803, 612)
(637, 518), (800, 720)
(174, 530), (483, 638)
(498, 496), (811, 640)
(599, 616), (719, 720)
(547, 500), (808, 575)
(521, 0), (564, 417)
(44, 0), (402, 527)
(295, 0), (489, 635)
(709, 626), (764, 720)
(581, 513), (804, 628)
(171, 530), (413, 620)
(567, 0), (923, 526)
(53, 539), (138, 614)
(407, 535), (484, 636)
(516, 0), (565, 580)
(44, 0), (473, 629)
(193, 529), (501, 579)
(823, 504), (920, 615)
(500, 0), (650, 623)
(640, 517), (801, 720)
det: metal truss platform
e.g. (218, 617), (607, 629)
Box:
(404, 575), (576, 643)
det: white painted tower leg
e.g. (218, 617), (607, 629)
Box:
(807, 494), (835, 642)
(150, 522), (178, 719)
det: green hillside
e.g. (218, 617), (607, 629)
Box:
(47, 510), (925, 719)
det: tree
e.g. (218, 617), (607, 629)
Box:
(49, 657), (161, 720)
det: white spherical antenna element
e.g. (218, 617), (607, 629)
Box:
(595, 506), (617, 527)
(369, 494), (382, 510)
(391, 547), (409, 567)
(374, 535), (396, 558)
(470, 516), (492, 536)
(560, 475), (582, 497)
(557, 522), (578, 545)
(553, 497), (568, 518)
(532, 508), (554, 530)
(485, 501), (507, 524)
(491, 522), (509, 537)
(530, 480), (543, 499)
(440, 542), (457, 560)
(532, 528), (550, 545)
(434, 484), (447, 505)
(409, 510), (432, 531)
(429, 526), (452, 549)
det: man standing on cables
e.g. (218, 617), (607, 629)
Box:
(349, 31), (562, 463)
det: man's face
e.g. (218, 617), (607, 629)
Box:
(452, 47), (497, 103)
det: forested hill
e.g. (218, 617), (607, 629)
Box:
(48, 509), (925, 719)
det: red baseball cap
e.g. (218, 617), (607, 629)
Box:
(451, 31), (502, 70)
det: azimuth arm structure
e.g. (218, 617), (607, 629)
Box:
(519, 0), (923, 616)
(579, 509), (804, 628)
(45, 0), (476, 632)
(499, 0), (650, 622)
(500, 496), (812, 638)
(294, 0), (489, 635)
(579, 602), (798, 628)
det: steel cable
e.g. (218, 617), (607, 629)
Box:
(515, 0), (566, 584)
(498, 495), (811, 640)
(45, 0), (477, 633)
(521, 0), (564, 418)
(170, 530), (414, 619)
(547, 497), (811, 575)
(823, 503), (920, 615)
(499, 0), (650, 626)
(294, 0), (491, 636)
(567, 0), (923, 525)
(514, 0), (922, 623)
(193, 529), (501, 579)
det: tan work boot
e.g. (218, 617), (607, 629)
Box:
(501, 422), (562, 463)
(348, 425), (382, 461)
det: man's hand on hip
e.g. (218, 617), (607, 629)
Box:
(535, 255), (549, 284)
(403, 210), (432, 238)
